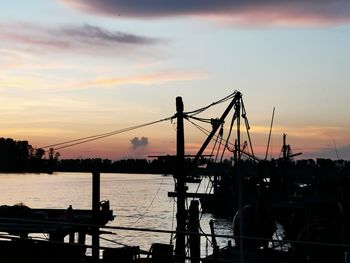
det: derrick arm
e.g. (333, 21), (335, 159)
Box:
(191, 91), (242, 167)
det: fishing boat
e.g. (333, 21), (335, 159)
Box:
(1, 91), (349, 263)
(168, 91), (350, 263)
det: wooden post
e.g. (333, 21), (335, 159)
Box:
(189, 200), (200, 263)
(175, 96), (186, 263)
(78, 231), (86, 245)
(92, 171), (100, 262)
(69, 232), (75, 243)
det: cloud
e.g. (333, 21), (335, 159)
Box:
(131, 136), (149, 150)
(78, 70), (206, 88)
(251, 125), (347, 140)
(0, 68), (205, 91)
(61, 24), (159, 45)
(0, 22), (162, 53)
(57, 0), (350, 26)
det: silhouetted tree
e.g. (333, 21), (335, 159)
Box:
(0, 137), (55, 173)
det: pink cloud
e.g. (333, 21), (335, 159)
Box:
(77, 71), (207, 88)
(0, 22), (162, 54)
(57, 0), (350, 26)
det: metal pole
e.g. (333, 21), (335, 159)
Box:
(175, 96), (186, 263)
(236, 100), (244, 263)
(237, 100), (241, 161)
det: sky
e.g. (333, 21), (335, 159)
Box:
(1, 0), (350, 161)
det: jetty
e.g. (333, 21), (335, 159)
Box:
(0, 172), (115, 262)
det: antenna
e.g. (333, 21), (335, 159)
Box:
(333, 140), (340, 160)
(265, 107), (275, 160)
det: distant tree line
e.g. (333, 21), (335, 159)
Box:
(55, 157), (178, 174)
(55, 155), (213, 174)
(0, 137), (57, 173)
(0, 137), (185, 174)
(1, 137), (350, 175)
(51, 156), (350, 176)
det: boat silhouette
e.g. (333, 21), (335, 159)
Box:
(1, 91), (349, 262)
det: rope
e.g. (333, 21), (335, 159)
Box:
(241, 101), (255, 160)
(184, 91), (237, 117)
(2, 216), (350, 250)
(186, 118), (233, 158)
(220, 109), (237, 161)
(99, 235), (143, 250)
(186, 115), (212, 124)
(187, 115), (260, 162)
(39, 92), (236, 152)
(128, 176), (164, 227)
(40, 116), (173, 151)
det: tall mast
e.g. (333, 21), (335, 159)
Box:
(236, 99), (241, 161)
(265, 107), (275, 160)
(175, 96), (186, 263)
(236, 98), (245, 263)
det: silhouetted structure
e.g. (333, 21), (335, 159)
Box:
(0, 171), (115, 263)
(0, 137), (56, 173)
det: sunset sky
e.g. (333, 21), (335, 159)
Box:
(1, 1), (350, 160)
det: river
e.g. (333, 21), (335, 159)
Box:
(0, 172), (234, 258)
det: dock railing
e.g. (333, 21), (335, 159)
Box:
(2, 216), (350, 262)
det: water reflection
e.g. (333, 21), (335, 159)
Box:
(0, 172), (233, 256)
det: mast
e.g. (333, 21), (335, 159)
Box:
(265, 107), (275, 160)
(236, 99), (241, 161)
(175, 96), (186, 263)
(236, 98), (245, 263)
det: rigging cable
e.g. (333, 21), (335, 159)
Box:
(186, 118), (234, 159)
(128, 176), (165, 227)
(40, 116), (173, 151)
(241, 99), (255, 159)
(214, 124), (224, 163)
(8, 214), (350, 248)
(99, 236), (135, 248)
(220, 109), (237, 162)
(186, 118), (259, 162)
(186, 115), (212, 124)
(40, 92), (236, 151)
(184, 91), (237, 117)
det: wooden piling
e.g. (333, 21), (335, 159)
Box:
(92, 171), (100, 262)
(189, 200), (200, 263)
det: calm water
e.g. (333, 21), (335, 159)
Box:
(0, 172), (233, 257)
